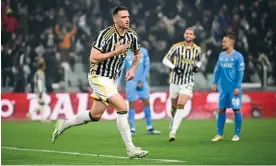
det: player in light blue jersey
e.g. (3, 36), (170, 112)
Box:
(211, 33), (245, 142)
(118, 47), (161, 135)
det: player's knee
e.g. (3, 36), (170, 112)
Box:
(38, 100), (45, 105)
(122, 103), (128, 112)
(39, 103), (45, 107)
(177, 99), (188, 106)
(176, 104), (184, 109)
(142, 99), (150, 107)
(89, 112), (102, 122)
(116, 102), (128, 113)
(233, 109), (240, 114)
(128, 101), (135, 109)
(219, 109), (226, 114)
(171, 105), (177, 111)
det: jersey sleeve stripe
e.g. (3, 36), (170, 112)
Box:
(93, 46), (104, 52)
(128, 28), (138, 37)
(103, 28), (115, 40)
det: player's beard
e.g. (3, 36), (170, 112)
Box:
(117, 22), (128, 30)
(121, 22), (129, 29)
(185, 39), (192, 43)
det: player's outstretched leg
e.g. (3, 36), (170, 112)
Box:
(51, 100), (105, 143)
(232, 109), (242, 141)
(108, 93), (148, 158)
(141, 99), (161, 135)
(212, 109), (226, 142)
(128, 101), (136, 135)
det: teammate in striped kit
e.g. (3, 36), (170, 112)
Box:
(162, 27), (202, 142)
(27, 60), (47, 121)
(52, 6), (148, 158)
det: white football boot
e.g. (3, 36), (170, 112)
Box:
(126, 146), (148, 159)
(211, 135), (224, 142)
(51, 119), (66, 143)
(169, 132), (176, 142)
(232, 135), (240, 142)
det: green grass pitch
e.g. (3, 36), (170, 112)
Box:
(2, 119), (276, 165)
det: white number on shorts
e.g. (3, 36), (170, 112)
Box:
(232, 98), (240, 106)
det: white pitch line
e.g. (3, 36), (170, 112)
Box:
(2, 146), (186, 163)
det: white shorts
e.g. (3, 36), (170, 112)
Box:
(170, 83), (193, 98)
(88, 74), (118, 105)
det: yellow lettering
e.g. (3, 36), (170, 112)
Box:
(180, 59), (194, 64)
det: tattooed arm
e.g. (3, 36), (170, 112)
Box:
(125, 50), (141, 81)
(131, 50), (141, 71)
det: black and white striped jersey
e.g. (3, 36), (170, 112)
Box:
(165, 42), (202, 85)
(34, 70), (45, 93)
(90, 25), (140, 80)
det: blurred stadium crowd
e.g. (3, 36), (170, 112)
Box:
(1, 0), (276, 92)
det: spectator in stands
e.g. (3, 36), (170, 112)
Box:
(1, 45), (14, 87)
(192, 21), (206, 43)
(2, 8), (20, 43)
(55, 24), (77, 71)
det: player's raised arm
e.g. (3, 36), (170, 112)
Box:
(141, 49), (150, 82)
(162, 46), (176, 69)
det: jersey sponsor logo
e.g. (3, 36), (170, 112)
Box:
(221, 63), (234, 68)
(181, 58), (194, 64)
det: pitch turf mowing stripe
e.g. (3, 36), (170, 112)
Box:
(2, 146), (186, 163)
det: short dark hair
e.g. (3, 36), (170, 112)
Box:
(112, 6), (128, 16)
(224, 33), (236, 42)
(37, 60), (45, 69)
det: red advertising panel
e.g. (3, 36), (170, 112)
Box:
(1, 92), (276, 121)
